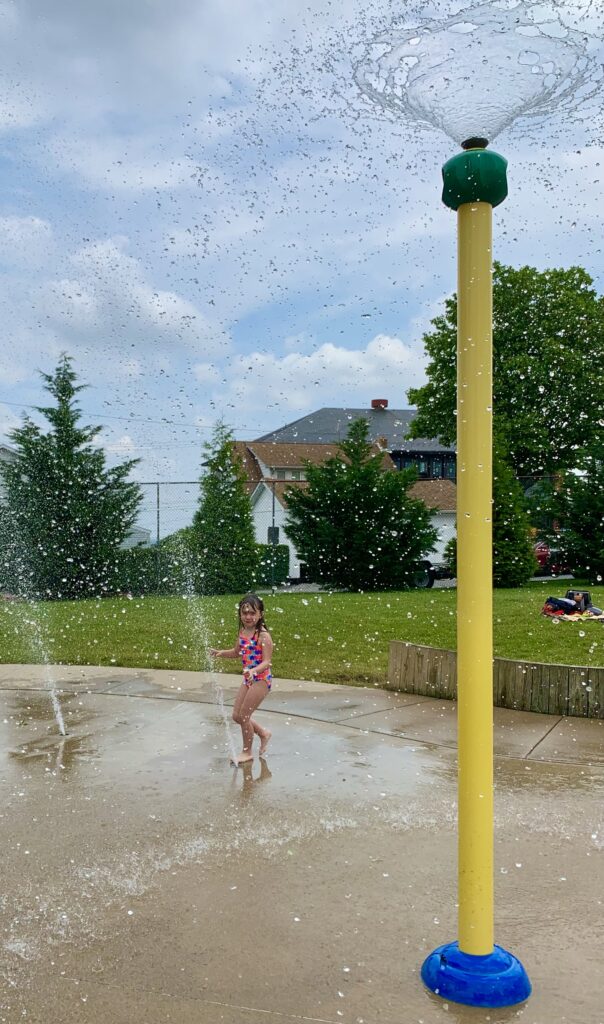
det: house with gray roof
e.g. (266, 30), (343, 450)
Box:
(256, 399), (456, 483)
(0, 444), (17, 503)
(232, 437), (456, 581)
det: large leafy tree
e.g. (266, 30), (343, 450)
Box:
(550, 438), (604, 584)
(0, 354), (141, 599)
(284, 419), (437, 591)
(407, 263), (604, 477)
(442, 433), (536, 588)
(191, 421), (258, 594)
(491, 435), (536, 587)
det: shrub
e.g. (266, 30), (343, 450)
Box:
(285, 419), (437, 591)
(254, 544), (290, 587)
(109, 543), (197, 596)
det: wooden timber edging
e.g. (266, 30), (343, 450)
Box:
(387, 640), (604, 719)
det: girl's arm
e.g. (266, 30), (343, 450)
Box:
(209, 638), (239, 658)
(244, 630), (273, 679)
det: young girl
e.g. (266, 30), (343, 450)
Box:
(210, 593), (273, 765)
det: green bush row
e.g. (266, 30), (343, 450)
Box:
(109, 541), (290, 596)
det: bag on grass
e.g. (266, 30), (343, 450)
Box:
(542, 596), (577, 616)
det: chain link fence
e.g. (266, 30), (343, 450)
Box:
(135, 481), (292, 548)
(135, 481), (199, 545)
(131, 481), (297, 590)
(132, 480), (457, 587)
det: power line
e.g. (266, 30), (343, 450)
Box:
(0, 398), (266, 436)
(105, 441), (204, 451)
(0, 398), (204, 430)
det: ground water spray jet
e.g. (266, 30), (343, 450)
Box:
(20, 603), (67, 737)
(3, 528), (68, 736)
(47, 674), (67, 738)
(174, 538), (238, 762)
(353, 0), (604, 1009)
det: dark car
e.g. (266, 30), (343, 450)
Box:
(533, 541), (570, 577)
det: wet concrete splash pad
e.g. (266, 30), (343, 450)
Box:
(1, 666), (602, 1023)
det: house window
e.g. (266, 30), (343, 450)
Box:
(273, 468), (286, 479)
(418, 459), (429, 478)
(290, 469), (302, 480)
(431, 459), (443, 479)
(445, 460), (456, 481)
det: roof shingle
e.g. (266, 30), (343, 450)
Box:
(256, 406), (454, 453)
(409, 478), (456, 511)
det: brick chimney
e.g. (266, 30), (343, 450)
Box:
(371, 399), (388, 410)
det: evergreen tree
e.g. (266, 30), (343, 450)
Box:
(191, 421), (258, 594)
(284, 419), (437, 591)
(0, 354), (141, 599)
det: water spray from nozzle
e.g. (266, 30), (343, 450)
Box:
(354, 3), (601, 147)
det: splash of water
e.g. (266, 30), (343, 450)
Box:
(173, 539), (238, 762)
(353, 0), (604, 144)
(47, 675), (67, 737)
(20, 605), (67, 736)
(2, 527), (67, 735)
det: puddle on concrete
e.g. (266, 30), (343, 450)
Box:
(1, 690), (602, 1023)
(8, 732), (92, 774)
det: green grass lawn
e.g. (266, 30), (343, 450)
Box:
(1, 581), (602, 686)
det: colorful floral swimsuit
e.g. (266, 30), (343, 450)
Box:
(239, 631), (272, 690)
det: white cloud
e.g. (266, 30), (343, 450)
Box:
(195, 333), (427, 418)
(104, 434), (138, 458)
(38, 278), (99, 329)
(0, 404), (21, 437)
(0, 217), (55, 269)
(51, 135), (199, 193)
(193, 363), (221, 384)
(38, 238), (230, 356)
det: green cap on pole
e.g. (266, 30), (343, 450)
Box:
(442, 139), (508, 211)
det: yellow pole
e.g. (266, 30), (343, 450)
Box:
(456, 200), (494, 955)
(422, 146), (530, 1006)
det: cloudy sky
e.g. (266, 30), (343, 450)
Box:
(1, 0), (603, 531)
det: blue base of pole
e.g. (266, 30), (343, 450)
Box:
(421, 941), (531, 1008)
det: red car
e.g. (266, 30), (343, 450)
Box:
(533, 541), (570, 576)
(534, 541), (550, 570)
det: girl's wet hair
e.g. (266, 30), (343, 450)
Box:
(238, 593), (268, 636)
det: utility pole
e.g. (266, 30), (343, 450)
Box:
(271, 480), (276, 588)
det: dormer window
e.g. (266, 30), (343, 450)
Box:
(271, 468), (305, 481)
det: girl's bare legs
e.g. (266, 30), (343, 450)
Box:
(258, 725), (272, 755)
(231, 681), (271, 763)
(231, 683), (269, 748)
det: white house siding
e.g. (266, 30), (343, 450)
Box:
(251, 486), (302, 579)
(431, 511), (456, 563)
(251, 485), (455, 582)
(0, 445), (17, 502)
(119, 526), (152, 550)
